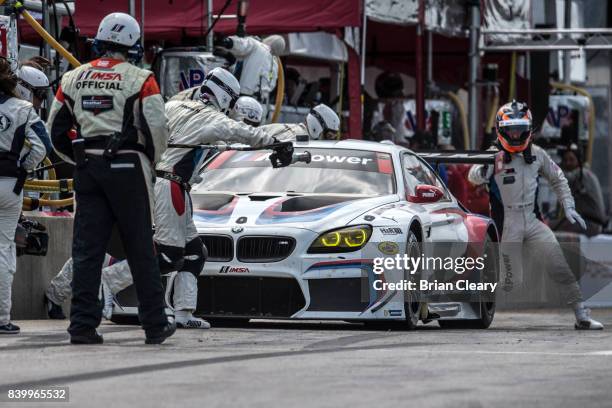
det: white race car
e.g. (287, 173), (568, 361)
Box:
(113, 140), (499, 328)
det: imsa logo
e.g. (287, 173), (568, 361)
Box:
(219, 266), (250, 274)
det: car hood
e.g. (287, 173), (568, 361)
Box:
(191, 192), (400, 232)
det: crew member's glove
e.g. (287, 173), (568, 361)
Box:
(565, 207), (587, 230)
(269, 140), (294, 168)
(212, 47), (236, 67)
(214, 34), (234, 49)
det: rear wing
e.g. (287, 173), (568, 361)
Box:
(417, 151), (497, 165)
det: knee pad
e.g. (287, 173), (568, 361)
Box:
(183, 238), (205, 277)
(156, 243), (184, 274)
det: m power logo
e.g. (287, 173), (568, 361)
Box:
(111, 24), (125, 32)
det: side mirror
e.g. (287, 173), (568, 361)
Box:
(408, 184), (445, 204)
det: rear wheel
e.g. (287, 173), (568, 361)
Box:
(438, 236), (497, 329)
(403, 230), (422, 330)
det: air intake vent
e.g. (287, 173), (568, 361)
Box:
(200, 234), (233, 262)
(237, 236), (295, 262)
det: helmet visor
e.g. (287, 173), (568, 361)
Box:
(322, 129), (338, 140)
(498, 123), (531, 146)
(32, 87), (49, 100)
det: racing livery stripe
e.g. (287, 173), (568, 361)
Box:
(256, 200), (353, 225)
(305, 259), (374, 272)
(376, 153), (392, 174)
(192, 196), (239, 223)
(206, 151), (236, 170)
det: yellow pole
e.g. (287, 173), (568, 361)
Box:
(13, 1), (81, 67)
(446, 92), (470, 150)
(508, 52), (517, 101)
(270, 56), (285, 123)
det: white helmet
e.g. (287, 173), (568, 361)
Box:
(95, 12), (140, 47)
(16, 65), (49, 102)
(200, 67), (240, 115)
(306, 104), (340, 140)
(263, 35), (286, 56)
(231, 96), (263, 126)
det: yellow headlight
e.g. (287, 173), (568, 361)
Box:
(308, 225), (372, 253)
(344, 229), (367, 247)
(321, 232), (341, 246)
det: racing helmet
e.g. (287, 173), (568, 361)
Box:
(16, 65), (49, 102)
(96, 13), (140, 47)
(306, 104), (340, 140)
(495, 100), (533, 153)
(231, 96), (263, 126)
(200, 67), (240, 115)
(263, 35), (286, 56)
(94, 13), (142, 62)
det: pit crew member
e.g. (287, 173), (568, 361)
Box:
(47, 12), (175, 344)
(468, 100), (603, 330)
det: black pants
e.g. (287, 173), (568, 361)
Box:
(68, 153), (167, 335)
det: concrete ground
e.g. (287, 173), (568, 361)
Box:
(0, 310), (611, 408)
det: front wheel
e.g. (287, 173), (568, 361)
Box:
(438, 301), (495, 329)
(438, 236), (497, 329)
(403, 230), (422, 330)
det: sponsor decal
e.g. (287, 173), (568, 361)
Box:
(388, 309), (402, 317)
(75, 81), (123, 90)
(77, 71), (123, 81)
(179, 68), (206, 90)
(379, 227), (402, 235)
(82, 96), (114, 115)
(378, 241), (399, 255)
(310, 154), (372, 166)
(0, 113), (12, 131)
(219, 266), (250, 274)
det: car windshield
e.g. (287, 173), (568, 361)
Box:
(199, 148), (396, 195)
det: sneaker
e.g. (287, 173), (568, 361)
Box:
(101, 282), (114, 320)
(175, 311), (211, 329)
(44, 295), (66, 320)
(0, 323), (20, 335)
(70, 329), (104, 344)
(145, 321), (177, 345)
(575, 307), (604, 330)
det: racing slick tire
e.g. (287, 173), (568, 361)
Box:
(404, 229), (422, 330)
(438, 236), (497, 329)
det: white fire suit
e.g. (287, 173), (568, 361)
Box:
(100, 99), (276, 314)
(0, 95), (46, 326)
(169, 86), (201, 102)
(468, 144), (582, 304)
(222, 36), (278, 119)
(46, 254), (116, 306)
(258, 122), (305, 142)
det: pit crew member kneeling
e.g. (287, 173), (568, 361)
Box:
(468, 101), (603, 330)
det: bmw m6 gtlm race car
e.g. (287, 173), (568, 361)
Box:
(112, 140), (499, 329)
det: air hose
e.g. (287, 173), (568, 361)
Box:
(270, 56), (285, 123)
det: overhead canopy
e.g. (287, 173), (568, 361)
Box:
(68, 0), (360, 42)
